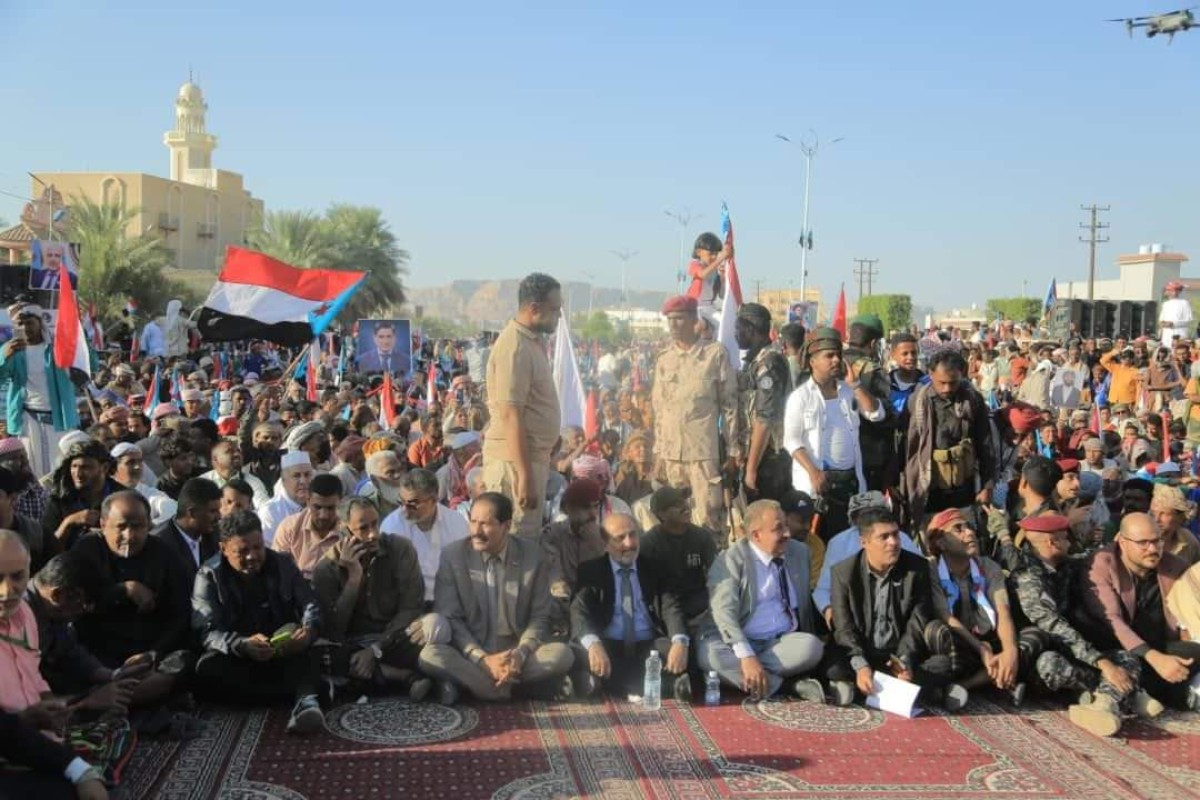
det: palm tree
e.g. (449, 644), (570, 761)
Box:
(67, 197), (196, 320)
(245, 210), (333, 268)
(324, 204), (408, 321)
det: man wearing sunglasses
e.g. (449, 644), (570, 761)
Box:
(380, 468), (469, 607)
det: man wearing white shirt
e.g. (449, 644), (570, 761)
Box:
(110, 442), (176, 526)
(380, 468), (469, 606)
(1159, 280), (1193, 349)
(257, 452), (314, 546)
(783, 327), (885, 541)
(200, 439), (270, 509)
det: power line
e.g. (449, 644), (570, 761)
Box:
(1079, 204), (1110, 301)
(852, 258), (879, 299)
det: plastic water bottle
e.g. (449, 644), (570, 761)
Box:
(643, 651), (662, 711)
(705, 671), (721, 706)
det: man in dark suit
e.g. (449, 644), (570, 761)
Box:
(418, 492), (574, 704)
(827, 506), (965, 709)
(152, 478), (222, 575)
(571, 513), (691, 701)
(697, 499), (826, 701)
(357, 321), (410, 375)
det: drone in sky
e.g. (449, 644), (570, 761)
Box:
(1108, 7), (1197, 42)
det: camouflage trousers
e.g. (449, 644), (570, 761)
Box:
(1023, 628), (1140, 704)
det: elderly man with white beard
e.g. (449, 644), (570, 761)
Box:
(257, 452), (315, 546)
(359, 450), (405, 520)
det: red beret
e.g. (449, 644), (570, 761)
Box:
(561, 479), (604, 508)
(1056, 459), (1080, 474)
(1018, 513), (1070, 533)
(1003, 402), (1043, 435)
(661, 295), (698, 316)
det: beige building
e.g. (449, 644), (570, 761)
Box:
(27, 80), (264, 271)
(758, 286), (824, 327)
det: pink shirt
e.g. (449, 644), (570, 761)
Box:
(0, 600), (50, 712)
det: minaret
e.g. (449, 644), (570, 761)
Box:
(163, 78), (218, 185)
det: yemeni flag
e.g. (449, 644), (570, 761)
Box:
(426, 361), (438, 406)
(380, 371), (398, 430)
(53, 261), (91, 377)
(306, 338), (320, 402)
(198, 247), (367, 346)
(143, 366), (161, 415)
(831, 284), (847, 339)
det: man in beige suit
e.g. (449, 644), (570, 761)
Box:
(419, 492), (575, 703)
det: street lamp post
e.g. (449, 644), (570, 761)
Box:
(28, 172), (53, 242)
(609, 249), (637, 322)
(664, 208), (702, 294)
(775, 132), (843, 302)
(584, 272), (596, 316)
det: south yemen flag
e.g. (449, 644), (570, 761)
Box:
(53, 261), (91, 377)
(198, 247), (367, 345)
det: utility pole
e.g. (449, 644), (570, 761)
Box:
(852, 258), (879, 299)
(754, 279), (762, 303)
(609, 249), (637, 322)
(1079, 204), (1110, 301)
(664, 209), (701, 294)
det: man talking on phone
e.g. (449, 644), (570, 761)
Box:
(0, 302), (81, 478)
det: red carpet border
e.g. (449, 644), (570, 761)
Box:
(115, 695), (1200, 799)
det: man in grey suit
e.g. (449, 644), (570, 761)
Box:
(697, 499), (827, 701)
(419, 492), (574, 703)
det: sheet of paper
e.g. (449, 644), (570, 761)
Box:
(865, 672), (922, 718)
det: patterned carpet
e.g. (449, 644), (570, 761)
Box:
(115, 694), (1200, 799)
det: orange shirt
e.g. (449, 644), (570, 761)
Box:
(1100, 351), (1141, 405)
(271, 509), (340, 578)
(407, 438), (447, 469)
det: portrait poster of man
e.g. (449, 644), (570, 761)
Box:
(1050, 366), (1085, 409)
(29, 239), (81, 291)
(356, 319), (412, 376)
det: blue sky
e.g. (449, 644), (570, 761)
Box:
(2, 0), (1198, 311)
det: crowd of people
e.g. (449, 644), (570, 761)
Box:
(3, 255), (1200, 799)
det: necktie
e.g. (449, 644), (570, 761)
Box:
(620, 568), (636, 657)
(485, 556), (499, 651)
(772, 558), (796, 630)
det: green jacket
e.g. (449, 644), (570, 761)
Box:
(0, 342), (80, 434)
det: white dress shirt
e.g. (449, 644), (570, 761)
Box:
(783, 379), (885, 495)
(381, 504), (470, 602)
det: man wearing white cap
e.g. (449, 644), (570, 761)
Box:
(1160, 281), (1193, 349)
(110, 442), (177, 526)
(0, 303), (81, 478)
(437, 431), (481, 509)
(257, 451), (315, 545)
(181, 388), (206, 420)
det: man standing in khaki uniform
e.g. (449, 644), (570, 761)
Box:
(652, 295), (740, 541)
(483, 273), (563, 538)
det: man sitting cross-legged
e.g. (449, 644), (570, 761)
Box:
(191, 510), (325, 735)
(570, 513), (691, 701)
(418, 492), (575, 704)
(697, 499), (827, 702)
(312, 496), (445, 702)
(826, 506), (967, 711)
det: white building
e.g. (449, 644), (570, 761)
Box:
(1060, 244), (1188, 302)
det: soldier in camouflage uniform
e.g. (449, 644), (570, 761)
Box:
(652, 295), (741, 544)
(843, 314), (894, 493)
(734, 303), (792, 503)
(1002, 513), (1142, 737)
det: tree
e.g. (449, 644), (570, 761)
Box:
(857, 294), (913, 336)
(986, 297), (1041, 324)
(67, 197), (200, 320)
(324, 204), (408, 321)
(575, 311), (618, 345)
(246, 205), (408, 323)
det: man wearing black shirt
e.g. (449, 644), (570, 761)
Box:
(192, 510), (324, 735)
(71, 491), (191, 708)
(639, 487), (716, 637)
